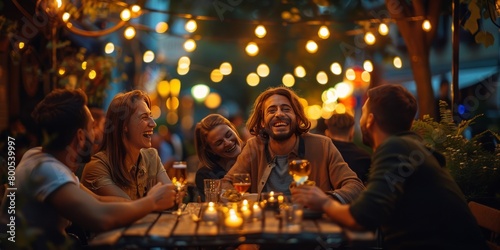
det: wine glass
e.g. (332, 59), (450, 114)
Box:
(171, 161), (188, 215)
(232, 173), (251, 195)
(289, 159), (311, 186)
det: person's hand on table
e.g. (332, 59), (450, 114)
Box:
(147, 183), (176, 210)
(291, 185), (331, 211)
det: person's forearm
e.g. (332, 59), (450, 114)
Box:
(93, 197), (156, 231)
(322, 199), (364, 231)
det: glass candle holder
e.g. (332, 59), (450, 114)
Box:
(202, 202), (219, 225)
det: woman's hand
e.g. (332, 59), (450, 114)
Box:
(147, 183), (176, 210)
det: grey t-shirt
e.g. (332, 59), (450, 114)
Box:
(263, 155), (293, 196)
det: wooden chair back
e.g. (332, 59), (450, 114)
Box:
(468, 201), (500, 250)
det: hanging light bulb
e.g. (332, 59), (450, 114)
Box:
(185, 19), (197, 33)
(104, 42), (115, 54)
(124, 26), (136, 39)
(316, 71), (328, 85)
(184, 39), (197, 52)
(156, 22), (168, 33)
(245, 42), (259, 56)
(246, 73), (260, 86)
(120, 9), (131, 21)
(282, 73), (295, 87)
(330, 62), (342, 75)
(305, 40), (318, 53)
(130, 5), (141, 17)
(178, 56), (191, 69)
(219, 62), (232, 75)
(294, 66), (306, 78)
(318, 26), (330, 39)
(62, 12), (70, 22)
(255, 25), (267, 38)
(378, 23), (389, 36)
(422, 19), (432, 32)
(143, 51), (155, 63)
(257, 64), (270, 77)
(393, 56), (402, 68)
(364, 31), (376, 45)
(363, 60), (373, 72)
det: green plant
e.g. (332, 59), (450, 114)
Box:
(411, 101), (500, 199)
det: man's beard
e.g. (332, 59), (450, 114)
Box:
(361, 125), (374, 148)
(266, 122), (295, 142)
(78, 135), (94, 164)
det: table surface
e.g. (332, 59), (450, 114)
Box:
(88, 202), (372, 249)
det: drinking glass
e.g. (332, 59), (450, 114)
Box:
(171, 161), (188, 215)
(232, 173), (251, 195)
(288, 159), (311, 186)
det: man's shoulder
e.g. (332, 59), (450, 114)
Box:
(301, 132), (332, 143)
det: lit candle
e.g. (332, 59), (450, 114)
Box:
(241, 204), (252, 221)
(224, 209), (243, 229)
(252, 203), (262, 220)
(203, 202), (218, 223)
(269, 191), (275, 202)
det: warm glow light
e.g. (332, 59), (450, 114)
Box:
(345, 68), (356, 81)
(322, 102), (337, 114)
(56, 0), (62, 8)
(393, 56), (402, 68)
(210, 69), (223, 82)
(255, 25), (267, 38)
(364, 31), (376, 45)
(204, 92), (222, 109)
(166, 97), (180, 110)
(18, 42), (25, 50)
(378, 23), (389, 36)
(166, 111), (178, 125)
(305, 40), (318, 53)
(246, 73), (260, 86)
(81, 61), (87, 70)
(156, 22), (168, 33)
(316, 71), (328, 85)
(62, 12), (70, 22)
(361, 71), (371, 82)
(257, 64), (270, 77)
(178, 56), (190, 69)
(120, 9), (131, 21)
(322, 87), (338, 103)
(335, 82), (354, 99)
(422, 20), (432, 32)
(335, 103), (346, 114)
(104, 42), (115, 54)
(318, 26), (330, 39)
(143, 50), (155, 63)
(191, 84), (210, 101)
(124, 26), (136, 40)
(363, 60), (373, 72)
(151, 105), (161, 119)
(184, 39), (197, 52)
(58, 67), (65, 75)
(177, 66), (189, 75)
(299, 98), (309, 109)
(157, 80), (170, 97)
(131, 5), (141, 15)
(330, 62), (342, 75)
(282, 73), (295, 87)
(88, 70), (97, 80)
(294, 66), (306, 78)
(245, 42), (259, 56)
(219, 62), (232, 75)
(170, 78), (181, 96)
(185, 19), (197, 33)
(306, 105), (322, 120)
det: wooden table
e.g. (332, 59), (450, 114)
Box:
(88, 203), (364, 249)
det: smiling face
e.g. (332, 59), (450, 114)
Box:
(262, 94), (297, 142)
(206, 124), (242, 160)
(124, 100), (156, 151)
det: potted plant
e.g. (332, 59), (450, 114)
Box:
(411, 101), (500, 201)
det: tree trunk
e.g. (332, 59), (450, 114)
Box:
(385, 0), (443, 119)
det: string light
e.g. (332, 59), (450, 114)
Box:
(246, 73), (260, 86)
(143, 50), (155, 63)
(255, 25), (267, 38)
(363, 60), (373, 72)
(185, 19), (197, 33)
(104, 42), (115, 54)
(184, 39), (197, 52)
(378, 23), (389, 35)
(124, 26), (136, 39)
(318, 26), (330, 39)
(120, 9), (131, 21)
(422, 19), (431, 31)
(220, 62), (232, 75)
(294, 66), (306, 78)
(156, 22), (168, 33)
(257, 64), (270, 77)
(364, 31), (376, 45)
(316, 71), (328, 85)
(245, 42), (259, 56)
(305, 40), (318, 53)
(282, 73), (295, 87)
(330, 62), (342, 75)
(393, 56), (402, 68)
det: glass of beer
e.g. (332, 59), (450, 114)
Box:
(171, 161), (188, 215)
(289, 159), (311, 186)
(232, 173), (251, 195)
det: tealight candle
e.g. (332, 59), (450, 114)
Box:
(203, 202), (219, 223)
(224, 209), (243, 229)
(252, 203), (262, 220)
(241, 204), (252, 221)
